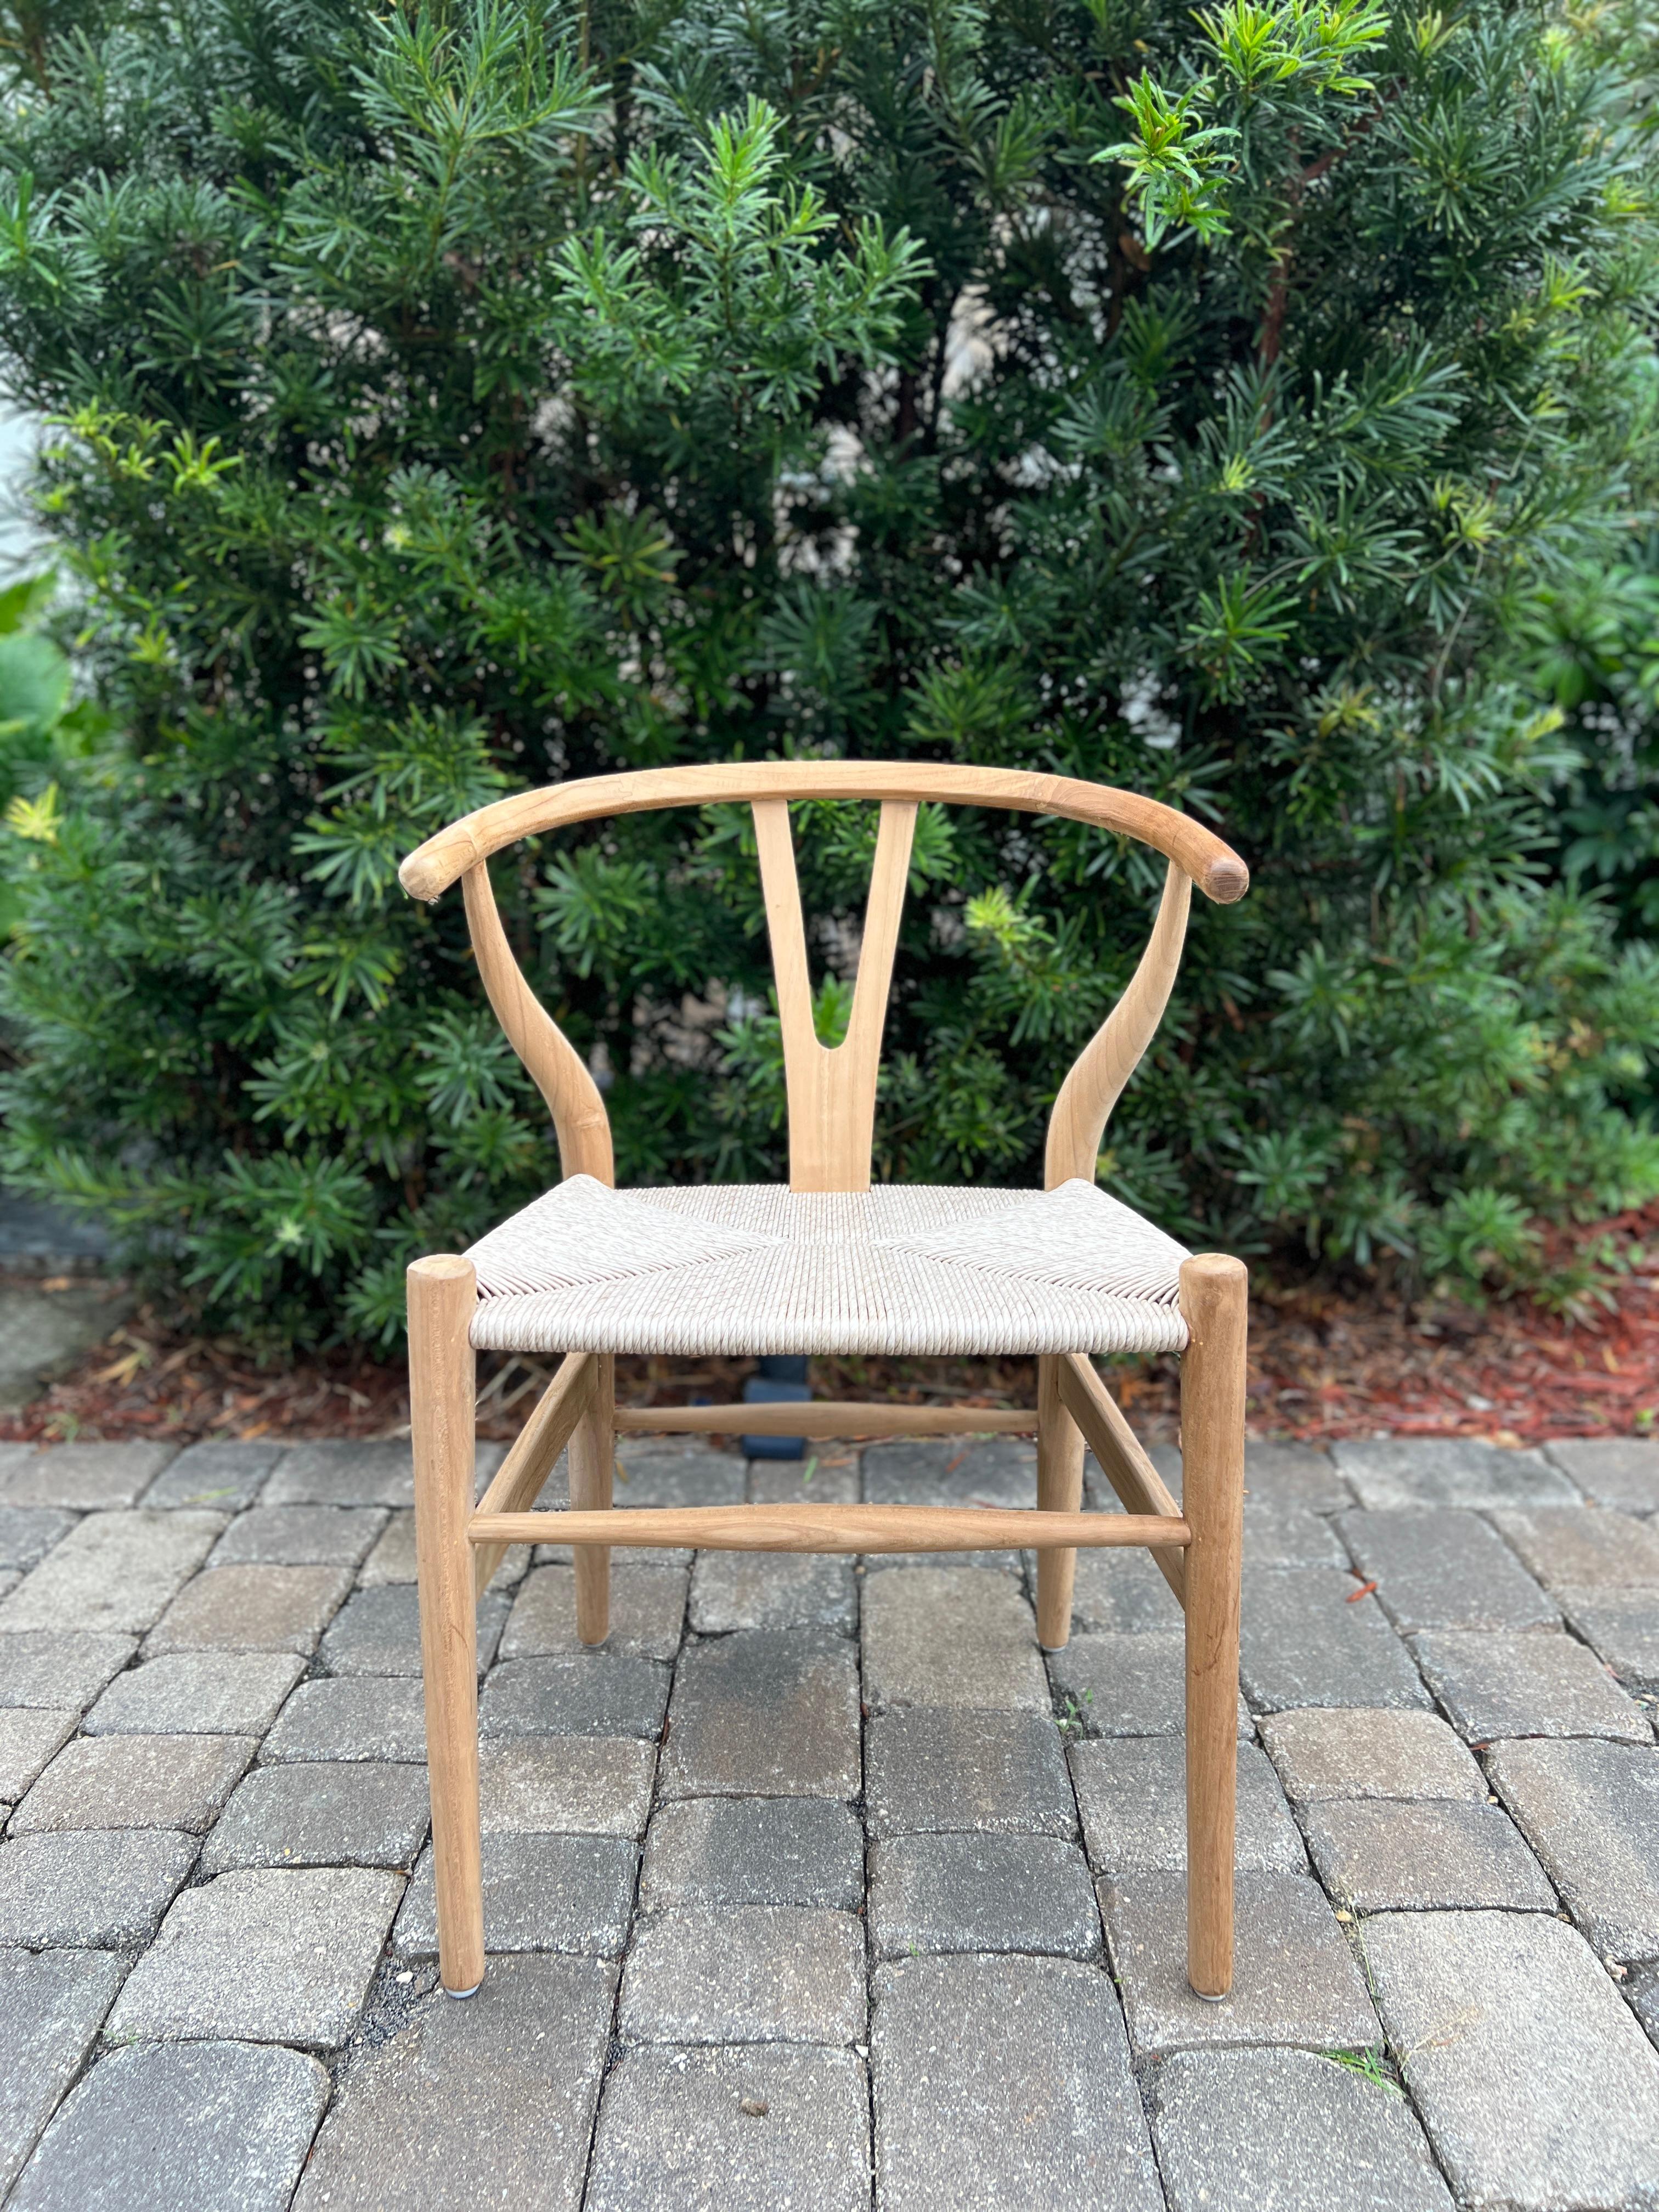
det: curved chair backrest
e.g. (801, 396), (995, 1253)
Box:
(399, 762), (1249, 1195)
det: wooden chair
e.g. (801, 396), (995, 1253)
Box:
(399, 762), (1249, 2003)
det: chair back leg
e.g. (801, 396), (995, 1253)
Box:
(409, 1254), (486, 1997)
(1035, 1354), (1086, 1649)
(1179, 1252), (1246, 1999)
(569, 1351), (615, 1644)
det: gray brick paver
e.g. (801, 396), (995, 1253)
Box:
(1239, 1567), (1432, 1713)
(1300, 1796), (1558, 1914)
(0, 1509), (225, 1634)
(1336, 1506), (1561, 1632)
(1260, 1706), (1487, 1803)
(0, 1628), (135, 1711)
(502, 1561), (687, 1660)
(0, 1442), (177, 1512)
(1069, 1737), (1306, 1873)
(479, 1735), (656, 1836)
(1331, 1437), (1578, 1509)
(396, 1832), (636, 1957)
(867, 1830), (1101, 1958)
(200, 1760), (430, 1872)
(1414, 1627), (1653, 1744)
(640, 1796), (864, 1910)
(658, 1627), (860, 1798)
(0, 1829), (198, 1948)
(619, 1905), (866, 2044)
(144, 1561), (353, 1654)
(0, 1708), (76, 1801)
(142, 1440), (281, 1511)
(1545, 1437), (1659, 1515)
(863, 1706), (1077, 1837)
(0, 1948), (126, 2197)
(0, 1506), (75, 1571)
(82, 1649), (304, 1735)
(13, 1732), (254, 1833)
(260, 1674), (429, 1763)
(1486, 1737), (1659, 1961)
(1488, 1504), (1659, 1592)
(318, 1581), (509, 1675)
(1048, 1628), (1250, 1737)
(861, 1565), (1049, 1711)
(1556, 1587), (1659, 1691)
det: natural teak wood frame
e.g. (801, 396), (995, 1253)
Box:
(400, 762), (1249, 2004)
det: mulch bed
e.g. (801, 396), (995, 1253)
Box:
(2, 1200), (1653, 1448)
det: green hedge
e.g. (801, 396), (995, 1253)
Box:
(0, 0), (1655, 1347)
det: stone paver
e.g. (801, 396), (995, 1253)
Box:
(0, 1508), (224, 1633)
(262, 1437), (417, 1508)
(110, 1867), (404, 2047)
(1102, 1872), (1380, 2055)
(864, 1706), (1077, 1837)
(294, 1956), (614, 2212)
(1337, 1506), (1560, 1632)
(200, 1761), (430, 1872)
(1332, 1436), (1578, 1509)
(0, 1629), (134, 1710)
(357, 1509), (419, 1584)
(0, 1442), (176, 1511)
(0, 1829), (197, 1946)
(1557, 1588), (1659, 1691)
(145, 1562), (352, 1654)
(83, 1649), (304, 1735)
(318, 1582), (509, 1675)
(1414, 1628), (1652, 1743)
(659, 1628), (859, 1798)
(397, 1833), (635, 1957)
(1364, 1909), (1659, 2210)
(868, 1830), (1101, 1958)
(502, 1562), (688, 1660)
(0, 1707), (75, 1801)
(1242, 1441), (1353, 1512)
(1070, 1738), (1307, 1873)
(14, 1733), (253, 1832)
(0, 1506), (74, 1570)
(259, 1675), (429, 1762)
(480, 1735), (657, 1836)
(1546, 1436), (1659, 1515)
(1149, 2046), (1454, 2212)
(1243, 1498), (1346, 1566)
(872, 1952), (1164, 2211)
(481, 1653), (670, 1740)
(143, 1440), (282, 1511)
(640, 1797), (864, 1910)
(211, 1505), (387, 1567)
(1490, 1504), (1659, 1592)
(1049, 1630), (1250, 1737)
(688, 1549), (856, 1633)
(1260, 1706), (1486, 1802)
(1239, 1568), (1432, 1712)
(10, 2039), (328, 2212)
(1065, 1545), (1181, 1632)
(1487, 1737), (1659, 1960)
(586, 2043), (868, 2212)
(620, 1906), (865, 2043)
(862, 1565), (1049, 1711)
(0, 1949), (125, 2196)
(1300, 1797), (1557, 1913)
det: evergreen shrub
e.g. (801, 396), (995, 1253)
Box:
(0, 0), (1654, 1346)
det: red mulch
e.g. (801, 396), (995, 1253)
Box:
(2, 1201), (1654, 1448)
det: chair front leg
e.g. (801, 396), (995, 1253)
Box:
(409, 1254), (485, 1997)
(569, 1350), (615, 1645)
(1179, 1252), (1246, 2000)
(1035, 1353), (1086, 1650)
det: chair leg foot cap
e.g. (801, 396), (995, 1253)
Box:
(443, 1978), (484, 2000)
(1188, 1984), (1229, 2004)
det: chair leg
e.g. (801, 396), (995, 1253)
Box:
(1035, 1353), (1085, 1650)
(570, 1351), (614, 1645)
(409, 1254), (485, 1999)
(1180, 1252), (1246, 2001)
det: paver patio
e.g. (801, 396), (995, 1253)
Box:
(2, 1430), (1658, 2209)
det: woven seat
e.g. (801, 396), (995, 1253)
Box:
(466, 1175), (1192, 1359)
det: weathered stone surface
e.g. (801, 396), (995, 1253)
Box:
(294, 1955), (614, 2212)
(1331, 1436), (1577, 1510)
(1414, 1628), (1651, 1743)
(1065, 1546), (1181, 1633)
(9, 2040), (328, 2212)
(201, 1760), (431, 1872)
(318, 1582), (509, 1676)
(1364, 1909), (1659, 2211)
(503, 1564), (687, 1661)
(143, 1441), (281, 1512)
(1048, 1630), (1250, 1738)
(864, 1707), (1076, 1838)
(0, 1629), (134, 1711)
(689, 1550), (856, 1634)
(0, 1508), (224, 1634)
(1557, 1587), (1659, 1691)
(260, 1675), (429, 1763)
(0, 1288), (132, 1417)
(1102, 1872), (1379, 2056)
(862, 1566), (1050, 1712)
(479, 1735), (656, 1837)
(0, 1948), (124, 2197)
(872, 1952), (1163, 2212)
(1244, 1498), (1346, 1567)
(0, 1442), (176, 1512)
(0, 1829), (196, 1946)
(210, 1504), (387, 1567)
(640, 1797), (864, 1910)
(659, 1628), (859, 1799)
(586, 2043), (868, 2212)
(14, 1732), (253, 1833)
(619, 1906), (865, 2043)
(1301, 1797), (1556, 1913)
(397, 1833), (635, 1958)
(1070, 1738), (1306, 1874)
(110, 1866), (404, 2047)
(145, 1562), (352, 1654)
(0, 1506), (74, 1571)
(1149, 2046), (1454, 2212)
(1547, 1436), (1659, 1516)
(1338, 1508), (1559, 1632)
(869, 1831), (1099, 1959)
(1491, 1504), (1659, 1593)
(357, 1508), (419, 1584)
(83, 1649), (303, 1736)
(531, 1445), (740, 1566)
(262, 1437), (417, 1508)
(1242, 1443), (1353, 1513)
(0, 1707), (75, 1800)
(748, 1454), (861, 1504)
(1239, 1568), (1431, 1713)
(863, 1436), (1036, 1511)
(1487, 1738), (1659, 1960)
(1260, 1707), (1486, 1803)
(481, 1653), (671, 1741)
(1632, 1962), (1659, 2049)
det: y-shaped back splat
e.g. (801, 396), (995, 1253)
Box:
(752, 798), (917, 1193)
(1044, 859), (1191, 1188)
